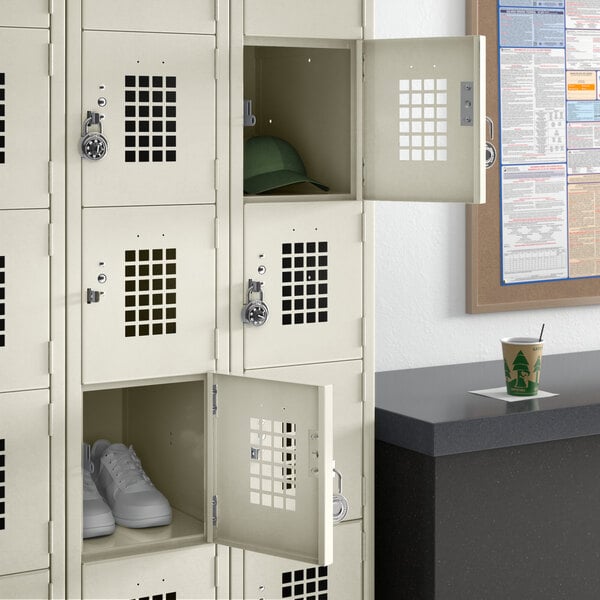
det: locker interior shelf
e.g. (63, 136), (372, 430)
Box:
(82, 508), (205, 563)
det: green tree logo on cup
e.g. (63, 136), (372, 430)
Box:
(501, 337), (544, 396)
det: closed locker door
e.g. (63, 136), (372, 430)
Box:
(0, 210), (49, 393)
(82, 545), (216, 599)
(82, 205), (216, 385)
(81, 31), (216, 207)
(251, 361), (363, 523)
(242, 520), (363, 600)
(0, 1), (48, 28)
(244, 0), (362, 39)
(0, 570), (49, 599)
(0, 28), (49, 209)
(82, 0), (215, 34)
(0, 390), (50, 577)
(243, 202), (363, 369)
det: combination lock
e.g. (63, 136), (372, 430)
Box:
(242, 279), (269, 326)
(80, 111), (108, 160)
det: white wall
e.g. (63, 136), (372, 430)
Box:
(375, 0), (600, 371)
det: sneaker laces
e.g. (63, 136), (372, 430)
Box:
(83, 462), (100, 499)
(105, 445), (153, 490)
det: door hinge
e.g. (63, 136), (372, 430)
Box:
(214, 48), (220, 80)
(214, 554), (220, 588)
(48, 43), (54, 77)
(214, 0), (219, 22)
(48, 403), (54, 437)
(212, 384), (218, 415)
(48, 520), (54, 554)
(48, 161), (53, 195)
(48, 582), (53, 600)
(362, 52), (366, 81)
(214, 329), (219, 360)
(214, 159), (219, 191)
(214, 217), (219, 249)
(48, 222), (54, 257)
(48, 0), (54, 15)
(48, 340), (54, 375)
(212, 495), (218, 526)
(362, 160), (366, 188)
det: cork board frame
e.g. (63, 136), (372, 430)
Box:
(466, 0), (600, 313)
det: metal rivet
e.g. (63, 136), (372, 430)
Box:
(98, 97), (107, 107)
(98, 273), (107, 284)
(258, 265), (266, 275)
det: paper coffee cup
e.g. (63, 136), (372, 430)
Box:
(501, 337), (544, 396)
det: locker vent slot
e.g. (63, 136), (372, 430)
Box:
(399, 78), (448, 162)
(281, 242), (328, 326)
(0, 255), (4, 347)
(249, 418), (297, 512)
(124, 75), (177, 163)
(0, 72), (4, 164)
(0, 438), (5, 530)
(131, 593), (176, 600)
(282, 566), (328, 599)
(124, 248), (177, 337)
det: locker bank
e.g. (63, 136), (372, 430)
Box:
(0, 1), (484, 598)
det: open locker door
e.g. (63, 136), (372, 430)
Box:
(363, 36), (486, 203)
(206, 373), (333, 566)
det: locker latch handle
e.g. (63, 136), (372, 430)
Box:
(332, 467), (349, 523)
(485, 116), (497, 169)
(87, 288), (103, 304)
(80, 111), (109, 160)
(241, 279), (269, 326)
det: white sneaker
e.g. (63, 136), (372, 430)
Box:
(91, 439), (172, 528)
(82, 443), (115, 539)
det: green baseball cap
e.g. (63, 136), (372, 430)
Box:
(244, 136), (329, 195)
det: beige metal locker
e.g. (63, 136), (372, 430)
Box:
(237, 520), (363, 600)
(251, 361), (364, 523)
(0, 210), (49, 393)
(81, 31), (216, 207)
(0, 569), (49, 599)
(0, 28), (50, 210)
(82, 0), (215, 35)
(82, 545), (217, 599)
(0, 389), (49, 577)
(243, 202), (363, 369)
(363, 36), (485, 203)
(244, 0), (362, 40)
(82, 205), (216, 384)
(0, 1), (48, 29)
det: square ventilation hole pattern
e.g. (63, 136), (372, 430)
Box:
(0, 255), (5, 347)
(124, 75), (176, 163)
(250, 418), (297, 512)
(124, 248), (177, 338)
(132, 593), (176, 600)
(399, 78), (448, 162)
(0, 438), (5, 531)
(282, 566), (329, 600)
(281, 242), (328, 326)
(0, 72), (5, 164)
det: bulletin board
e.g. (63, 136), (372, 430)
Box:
(466, 0), (600, 313)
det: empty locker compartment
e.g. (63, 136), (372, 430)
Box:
(0, 209), (49, 393)
(82, 205), (216, 385)
(81, 31), (216, 207)
(243, 201), (362, 369)
(249, 361), (364, 523)
(244, 0), (362, 40)
(82, 545), (217, 600)
(82, 375), (333, 566)
(0, 569), (49, 599)
(243, 45), (353, 197)
(0, 28), (50, 209)
(235, 520), (363, 600)
(0, 1), (49, 28)
(82, 0), (215, 35)
(0, 390), (50, 577)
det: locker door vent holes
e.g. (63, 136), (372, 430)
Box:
(281, 242), (328, 326)
(0, 255), (4, 347)
(131, 593), (176, 600)
(0, 73), (5, 164)
(399, 78), (448, 162)
(281, 566), (328, 599)
(124, 248), (177, 337)
(250, 418), (297, 511)
(124, 75), (177, 163)
(0, 438), (5, 530)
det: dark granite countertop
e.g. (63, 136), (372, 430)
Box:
(375, 350), (600, 456)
